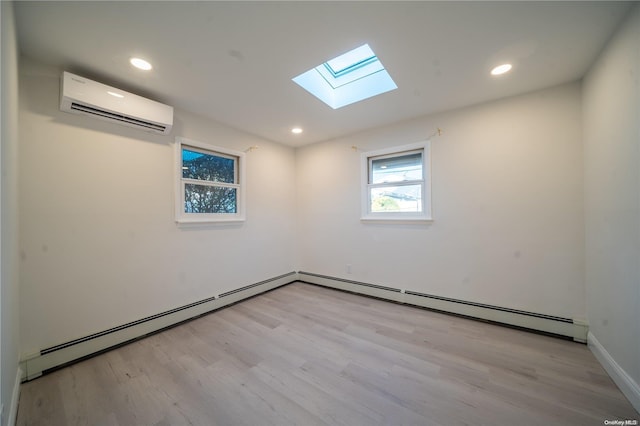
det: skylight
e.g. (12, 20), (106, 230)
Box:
(293, 44), (397, 109)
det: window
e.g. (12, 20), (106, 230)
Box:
(361, 141), (432, 222)
(292, 44), (397, 109)
(175, 137), (245, 223)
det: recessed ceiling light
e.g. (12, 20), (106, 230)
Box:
(291, 127), (303, 134)
(491, 63), (512, 76)
(130, 57), (152, 71)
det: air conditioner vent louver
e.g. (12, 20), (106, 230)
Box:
(60, 72), (173, 135)
(70, 102), (168, 132)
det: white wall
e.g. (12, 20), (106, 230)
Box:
(583, 4), (640, 406)
(297, 82), (585, 321)
(18, 59), (297, 355)
(1, 1), (21, 424)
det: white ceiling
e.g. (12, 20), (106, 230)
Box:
(14, 1), (633, 146)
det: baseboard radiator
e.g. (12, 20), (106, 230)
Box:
(298, 271), (588, 343)
(20, 272), (297, 381)
(22, 271), (589, 381)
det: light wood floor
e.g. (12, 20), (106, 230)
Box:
(17, 282), (638, 426)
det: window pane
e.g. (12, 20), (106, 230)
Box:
(184, 184), (237, 214)
(182, 148), (235, 183)
(371, 152), (422, 184)
(370, 185), (422, 213)
(325, 44), (376, 75)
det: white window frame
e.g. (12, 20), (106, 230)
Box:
(360, 140), (432, 222)
(175, 137), (246, 224)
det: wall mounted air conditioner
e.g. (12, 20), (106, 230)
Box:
(60, 71), (173, 135)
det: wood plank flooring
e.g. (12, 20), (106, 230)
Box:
(17, 282), (638, 426)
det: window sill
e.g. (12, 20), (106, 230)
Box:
(360, 216), (433, 224)
(176, 217), (246, 226)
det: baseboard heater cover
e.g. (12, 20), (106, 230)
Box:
(297, 271), (588, 342)
(21, 271), (298, 381)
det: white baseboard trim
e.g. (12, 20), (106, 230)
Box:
(298, 271), (587, 342)
(21, 272), (297, 381)
(588, 331), (640, 413)
(8, 367), (22, 426)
